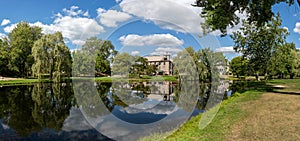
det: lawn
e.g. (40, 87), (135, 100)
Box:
(0, 78), (51, 86)
(140, 79), (300, 141)
(0, 76), (178, 86)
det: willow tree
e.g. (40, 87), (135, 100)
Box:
(32, 32), (72, 82)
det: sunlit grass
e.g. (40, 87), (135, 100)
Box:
(145, 79), (300, 141)
(0, 78), (51, 86)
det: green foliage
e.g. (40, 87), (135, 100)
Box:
(72, 37), (117, 76)
(174, 47), (226, 82)
(32, 32), (72, 82)
(112, 53), (158, 78)
(83, 37), (117, 75)
(8, 22), (43, 77)
(111, 52), (135, 76)
(269, 43), (299, 78)
(230, 56), (249, 78)
(231, 15), (288, 80)
(0, 38), (10, 76)
(194, 0), (294, 36)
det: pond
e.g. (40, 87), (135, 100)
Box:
(0, 80), (231, 141)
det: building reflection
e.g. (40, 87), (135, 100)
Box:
(129, 81), (175, 102)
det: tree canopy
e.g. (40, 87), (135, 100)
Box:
(32, 32), (72, 82)
(231, 15), (288, 80)
(230, 56), (249, 78)
(72, 37), (117, 77)
(194, 0), (295, 36)
(8, 22), (43, 77)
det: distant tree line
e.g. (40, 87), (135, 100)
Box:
(0, 22), (118, 82)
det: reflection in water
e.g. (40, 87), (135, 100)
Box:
(0, 80), (230, 141)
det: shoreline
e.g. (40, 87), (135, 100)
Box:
(0, 76), (178, 86)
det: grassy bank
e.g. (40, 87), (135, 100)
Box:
(140, 90), (263, 141)
(0, 76), (178, 86)
(141, 79), (300, 141)
(0, 78), (51, 86)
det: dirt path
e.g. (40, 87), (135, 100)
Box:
(228, 92), (300, 140)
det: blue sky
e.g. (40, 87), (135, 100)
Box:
(0, 0), (300, 60)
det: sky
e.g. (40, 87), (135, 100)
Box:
(0, 0), (300, 60)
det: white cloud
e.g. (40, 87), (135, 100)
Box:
(215, 47), (236, 54)
(119, 33), (184, 47)
(294, 22), (300, 33)
(4, 6), (104, 46)
(150, 47), (182, 55)
(3, 23), (16, 33)
(0, 33), (7, 38)
(115, 0), (122, 3)
(120, 0), (204, 34)
(97, 8), (132, 27)
(62, 6), (89, 17)
(131, 51), (140, 55)
(1, 19), (11, 26)
(119, 0), (247, 36)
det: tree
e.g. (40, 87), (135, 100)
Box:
(230, 56), (249, 78)
(82, 37), (117, 76)
(197, 48), (226, 82)
(174, 47), (226, 82)
(131, 56), (149, 77)
(72, 50), (95, 76)
(111, 52), (135, 77)
(0, 38), (10, 76)
(231, 15), (288, 80)
(193, 0), (295, 36)
(32, 32), (72, 82)
(269, 43), (299, 79)
(9, 22), (42, 77)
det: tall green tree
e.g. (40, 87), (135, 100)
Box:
(32, 32), (72, 82)
(269, 43), (299, 79)
(230, 56), (249, 78)
(174, 47), (226, 82)
(111, 52), (136, 77)
(0, 38), (10, 76)
(197, 48), (226, 82)
(9, 22), (42, 77)
(231, 15), (288, 80)
(82, 37), (117, 76)
(193, 0), (295, 36)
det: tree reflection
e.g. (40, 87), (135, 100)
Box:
(0, 83), (74, 136)
(31, 83), (74, 130)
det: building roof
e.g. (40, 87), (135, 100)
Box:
(144, 55), (170, 62)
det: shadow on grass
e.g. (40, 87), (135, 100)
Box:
(230, 80), (300, 96)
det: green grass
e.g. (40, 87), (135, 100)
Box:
(268, 79), (300, 92)
(138, 90), (263, 141)
(164, 90), (262, 141)
(0, 75), (178, 86)
(141, 79), (300, 141)
(0, 79), (51, 86)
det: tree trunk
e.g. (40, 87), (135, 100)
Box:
(49, 69), (53, 80)
(264, 72), (268, 81)
(255, 73), (260, 81)
(290, 74), (294, 79)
